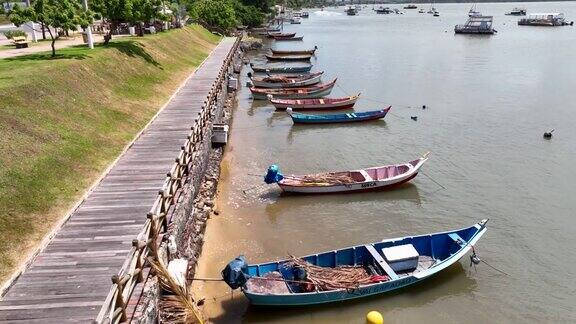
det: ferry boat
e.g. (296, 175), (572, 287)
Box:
(518, 13), (573, 26)
(506, 7), (526, 16)
(455, 16), (496, 34)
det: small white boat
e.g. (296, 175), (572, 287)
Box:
(264, 153), (429, 194)
(468, 4), (481, 17)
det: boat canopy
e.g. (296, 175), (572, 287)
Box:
(528, 13), (564, 19)
(466, 16), (494, 27)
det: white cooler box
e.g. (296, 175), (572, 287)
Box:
(382, 244), (419, 272)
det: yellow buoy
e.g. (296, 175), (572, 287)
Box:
(366, 311), (384, 324)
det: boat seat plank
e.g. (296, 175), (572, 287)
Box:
(448, 233), (467, 247)
(358, 170), (372, 181)
(364, 245), (399, 280)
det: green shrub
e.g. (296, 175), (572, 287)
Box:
(189, 0), (238, 32)
(3, 30), (27, 39)
(234, 2), (264, 27)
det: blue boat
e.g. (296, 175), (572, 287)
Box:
(286, 106), (391, 124)
(222, 220), (488, 306)
(251, 63), (313, 74)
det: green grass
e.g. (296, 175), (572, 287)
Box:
(0, 25), (221, 283)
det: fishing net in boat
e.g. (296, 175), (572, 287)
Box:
(287, 257), (389, 291)
(245, 272), (291, 294)
(263, 76), (292, 83)
(287, 172), (356, 186)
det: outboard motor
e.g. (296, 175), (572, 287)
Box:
(221, 255), (249, 289)
(264, 164), (284, 184)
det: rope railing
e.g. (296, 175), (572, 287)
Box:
(94, 36), (242, 324)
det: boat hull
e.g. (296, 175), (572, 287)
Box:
(277, 154), (426, 194)
(288, 108), (389, 124)
(251, 80), (337, 100)
(251, 65), (313, 73)
(252, 73), (322, 89)
(271, 49), (317, 55)
(278, 172), (417, 194)
(240, 220), (488, 306)
(252, 87), (334, 100)
(266, 54), (312, 62)
(274, 36), (304, 41)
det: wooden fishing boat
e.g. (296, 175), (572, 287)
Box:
(271, 47), (317, 55)
(267, 32), (296, 38)
(252, 26), (281, 35)
(266, 53), (312, 62)
(274, 36), (304, 41)
(250, 79), (337, 100)
(251, 72), (323, 88)
(286, 107), (390, 124)
(264, 153), (428, 194)
(222, 219), (488, 306)
(269, 94), (360, 110)
(250, 64), (313, 73)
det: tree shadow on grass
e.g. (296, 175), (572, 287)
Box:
(3, 51), (90, 62)
(106, 40), (162, 69)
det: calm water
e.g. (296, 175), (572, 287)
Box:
(194, 3), (576, 323)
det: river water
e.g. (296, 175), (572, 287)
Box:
(194, 2), (576, 323)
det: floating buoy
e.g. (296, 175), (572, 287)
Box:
(543, 129), (554, 139)
(411, 116), (418, 121)
(422, 105), (426, 109)
(366, 311), (384, 324)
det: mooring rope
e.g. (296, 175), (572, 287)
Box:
(470, 246), (509, 276)
(334, 83), (423, 122)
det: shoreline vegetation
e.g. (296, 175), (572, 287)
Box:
(0, 25), (220, 285)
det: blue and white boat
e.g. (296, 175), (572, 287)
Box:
(286, 107), (391, 124)
(222, 220), (488, 306)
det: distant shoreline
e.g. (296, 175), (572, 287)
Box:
(329, 1), (575, 4)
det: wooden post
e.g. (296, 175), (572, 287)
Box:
(111, 275), (127, 322)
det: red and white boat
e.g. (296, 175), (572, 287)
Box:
(264, 153), (430, 194)
(251, 71), (323, 88)
(269, 94), (360, 110)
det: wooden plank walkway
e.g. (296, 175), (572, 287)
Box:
(0, 37), (236, 323)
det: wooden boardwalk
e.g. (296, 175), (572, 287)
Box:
(0, 37), (236, 323)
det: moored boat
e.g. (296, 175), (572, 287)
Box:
(286, 107), (390, 124)
(518, 13), (572, 26)
(269, 94), (360, 110)
(404, 4), (418, 9)
(222, 220), (488, 306)
(274, 36), (304, 41)
(455, 16), (496, 34)
(250, 72), (323, 88)
(250, 63), (313, 73)
(265, 53), (313, 61)
(252, 26), (281, 35)
(346, 6), (357, 16)
(468, 4), (481, 17)
(263, 153), (428, 194)
(290, 17), (302, 24)
(267, 32), (296, 38)
(271, 46), (318, 55)
(250, 79), (337, 100)
(506, 8), (526, 16)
